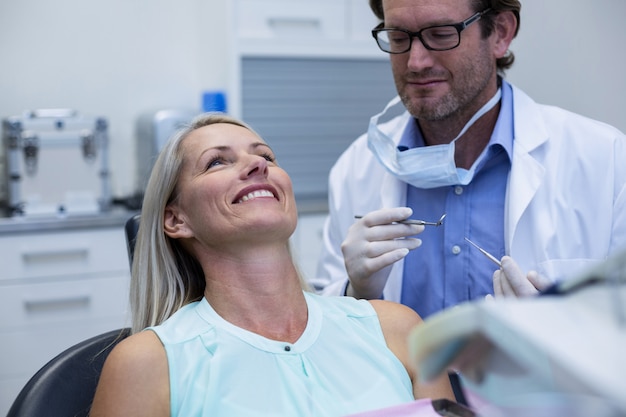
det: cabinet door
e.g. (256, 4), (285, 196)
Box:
(0, 274), (129, 330)
(1, 227), (128, 281)
(236, 0), (347, 41)
(0, 273), (129, 416)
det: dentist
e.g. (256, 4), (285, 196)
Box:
(314, 0), (626, 318)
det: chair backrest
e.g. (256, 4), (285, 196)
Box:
(124, 213), (141, 269)
(7, 328), (131, 417)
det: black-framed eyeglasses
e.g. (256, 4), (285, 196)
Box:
(372, 8), (492, 53)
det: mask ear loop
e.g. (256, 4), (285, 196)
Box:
(450, 88), (502, 145)
(371, 95), (405, 126)
(367, 95), (409, 172)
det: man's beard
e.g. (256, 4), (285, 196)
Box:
(397, 47), (495, 122)
(401, 90), (463, 121)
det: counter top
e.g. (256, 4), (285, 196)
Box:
(0, 197), (326, 235)
(0, 208), (137, 235)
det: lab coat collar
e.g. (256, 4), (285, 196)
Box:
(510, 84), (551, 153)
(505, 85), (550, 254)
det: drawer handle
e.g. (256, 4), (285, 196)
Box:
(267, 17), (321, 31)
(24, 295), (91, 313)
(21, 248), (89, 265)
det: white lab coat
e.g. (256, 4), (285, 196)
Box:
(314, 84), (626, 301)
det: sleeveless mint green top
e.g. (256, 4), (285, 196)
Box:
(149, 292), (413, 417)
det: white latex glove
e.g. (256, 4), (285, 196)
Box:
(341, 207), (424, 299)
(492, 256), (553, 297)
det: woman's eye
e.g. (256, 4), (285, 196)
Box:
(262, 153), (276, 163)
(206, 157), (224, 170)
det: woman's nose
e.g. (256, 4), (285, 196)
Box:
(242, 154), (269, 178)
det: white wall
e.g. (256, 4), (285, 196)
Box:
(506, 1), (625, 133)
(0, 0), (232, 199)
(1, 1), (624, 201)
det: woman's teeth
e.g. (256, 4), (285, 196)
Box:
(238, 189), (274, 203)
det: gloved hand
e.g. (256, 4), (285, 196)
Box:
(341, 207), (424, 299)
(492, 256), (552, 297)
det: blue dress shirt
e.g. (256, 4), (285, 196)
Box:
(399, 81), (514, 318)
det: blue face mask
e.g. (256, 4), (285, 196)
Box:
(367, 89), (502, 189)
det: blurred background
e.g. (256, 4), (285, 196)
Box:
(1, 0), (624, 205)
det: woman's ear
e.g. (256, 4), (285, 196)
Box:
(164, 205), (194, 239)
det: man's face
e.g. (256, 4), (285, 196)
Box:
(383, 0), (498, 122)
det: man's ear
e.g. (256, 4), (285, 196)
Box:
(164, 205), (194, 239)
(492, 10), (517, 59)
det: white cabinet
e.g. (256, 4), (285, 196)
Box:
(0, 219), (131, 416)
(236, 0), (348, 42)
(233, 0), (382, 58)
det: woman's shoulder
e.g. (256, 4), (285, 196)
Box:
(105, 330), (166, 374)
(91, 330), (169, 416)
(369, 299), (422, 334)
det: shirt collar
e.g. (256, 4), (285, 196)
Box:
(490, 79), (514, 162)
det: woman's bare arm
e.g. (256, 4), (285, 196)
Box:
(370, 299), (454, 401)
(90, 330), (170, 417)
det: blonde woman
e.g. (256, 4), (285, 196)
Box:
(90, 113), (452, 417)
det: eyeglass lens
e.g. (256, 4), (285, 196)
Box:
(376, 26), (460, 53)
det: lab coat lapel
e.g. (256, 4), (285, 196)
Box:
(379, 109), (410, 209)
(505, 86), (549, 254)
(381, 172), (406, 208)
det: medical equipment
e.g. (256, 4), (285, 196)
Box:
(464, 237), (502, 267)
(354, 213), (446, 227)
(135, 109), (197, 193)
(2, 109), (111, 217)
(408, 249), (626, 416)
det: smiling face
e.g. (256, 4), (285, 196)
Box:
(164, 122), (297, 250)
(383, 0), (500, 122)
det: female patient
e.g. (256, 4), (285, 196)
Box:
(90, 113), (452, 417)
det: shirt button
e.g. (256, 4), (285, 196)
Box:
(452, 245), (461, 255)
(454, 186), (464, 195)
(284, 345), (291, 352)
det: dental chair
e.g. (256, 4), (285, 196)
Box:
(6, 327), (131, 417)
(124, 212), (141, 268)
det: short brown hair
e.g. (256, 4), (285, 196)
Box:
(369, 0), (521, 72)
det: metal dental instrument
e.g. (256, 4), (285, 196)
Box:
(464, 237), (502, 267)
(354, 213), (446, 227)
